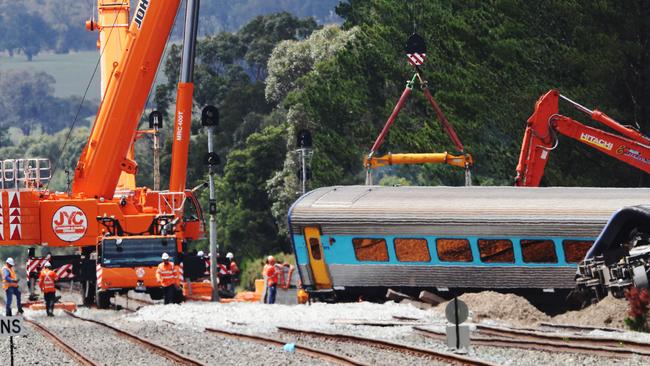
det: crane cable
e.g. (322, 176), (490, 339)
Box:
(47, 8), (123, 191)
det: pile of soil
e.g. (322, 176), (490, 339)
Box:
(436, 291), (550, 327)
(552, 295), (629, 328)
(434, 291), (630, 329)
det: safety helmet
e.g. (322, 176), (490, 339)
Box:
(197, 250), (205, 257)
(162, 252), (170, 260)
(6, 257), (14, 266)
(44, 262), (52, 268)
(226, 252), (234, 259)
(267, 255), (275, 264)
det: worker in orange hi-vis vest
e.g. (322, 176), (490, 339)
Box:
(38, 262), (58, 316)
(2, 257), (24, 316)
(156, 253), (180, 304)
(226, 252), (239, 291)
(263, 256), (278, 304)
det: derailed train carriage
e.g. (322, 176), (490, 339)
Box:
(288, 185), (650, 306)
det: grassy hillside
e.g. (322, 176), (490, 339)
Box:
(0, 51), (101, 99)
(0, 50), (170, 100)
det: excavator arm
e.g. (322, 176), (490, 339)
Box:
(515, 89), (650, 186)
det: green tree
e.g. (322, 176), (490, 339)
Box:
(210, 125), (288, 258)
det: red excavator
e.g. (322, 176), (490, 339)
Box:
(515, 89), (649, 186)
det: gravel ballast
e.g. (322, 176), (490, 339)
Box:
(75, 309), (335, 366)
(0, 322), (76, 365)
(31, 311), (177, 366)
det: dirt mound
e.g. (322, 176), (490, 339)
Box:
(437, 291), (550, 327)
(551, 296), (628, 328)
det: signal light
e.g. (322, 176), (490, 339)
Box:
(204, 152), (220, 166)
(149, 110), (163, 129)
(201, 105), (219, 127)
(297, 129), (312, 148)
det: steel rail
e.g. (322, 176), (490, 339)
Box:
(204, 326), (367, 366)
(0, 295), (99, 366)
(277, 326), (498, 366)
(413, 326), (640, 359)
(536, 321), (623, 333)
(24, 318), (100, 366)
(64, 311), (205, 366)
(475, 324), (650, 356)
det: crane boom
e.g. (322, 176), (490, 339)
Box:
(73, 0), (182, 199)
(169, 0), (200, 193)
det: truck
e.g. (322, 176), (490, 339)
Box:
(1, 0), (207, 308)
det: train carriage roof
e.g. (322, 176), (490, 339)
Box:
(289, 186), (650, 237)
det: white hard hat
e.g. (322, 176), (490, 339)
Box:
(226, 252), (234, 259)
(6, 257), (14, 266)
(197, 250), (205, 257)
(44, 262), (52, 268)
(162, 252), (170, 260)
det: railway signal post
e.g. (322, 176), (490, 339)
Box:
(445, 298), (470, 352)
(202, 105), (220, 301)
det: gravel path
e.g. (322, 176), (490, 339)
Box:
(79, 311), (335, 366)
(0, 322), (76, 365)
(32, 312), (177, 366)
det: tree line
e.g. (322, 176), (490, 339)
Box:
(1, 1), (648, 264)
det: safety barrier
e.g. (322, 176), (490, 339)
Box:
(1, 158), (51, 189)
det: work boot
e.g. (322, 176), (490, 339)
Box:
(6, 310), (11, 316)
(18, 308), (24, 314)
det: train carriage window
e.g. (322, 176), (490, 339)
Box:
(563, 240), (594, 263)
(394, 238), (431, 262)
(353, 238), (389, 262)
(478, 239), (515, 263)
(436, 238), (472, 262)
(521, 239), (558, 263)
(308, 238), (322, 260)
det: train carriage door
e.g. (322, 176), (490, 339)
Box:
(303, 226), (332, 289)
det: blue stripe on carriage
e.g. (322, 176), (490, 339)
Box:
(292, 234), (594, 267)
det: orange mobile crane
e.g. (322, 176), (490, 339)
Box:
(515, 89), (650, 186)
(2, 0), (206, 308)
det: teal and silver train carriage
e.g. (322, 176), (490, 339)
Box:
(288, 185), (650, 303)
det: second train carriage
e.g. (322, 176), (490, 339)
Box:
(288, 185), (650, 304)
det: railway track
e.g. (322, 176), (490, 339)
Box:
(203, 326), (366, 365)
(1, 295), (99, 365)
(23, 318), (100, 366)
(277, 326), (499, 366)
(414, 325), (650, 359)
(64, 311), (205, 366)
(113, 292), (157, 311)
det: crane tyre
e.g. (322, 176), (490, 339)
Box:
(96, 286), (112, 309)
(82, 281), (96, 307)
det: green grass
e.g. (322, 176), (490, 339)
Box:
(0, 51), (102, 100)
(0, 50), (170, 101)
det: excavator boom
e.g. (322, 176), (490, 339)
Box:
(515, 89), (650, 186)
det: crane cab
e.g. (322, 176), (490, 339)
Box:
(95, 235), (180, 308)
